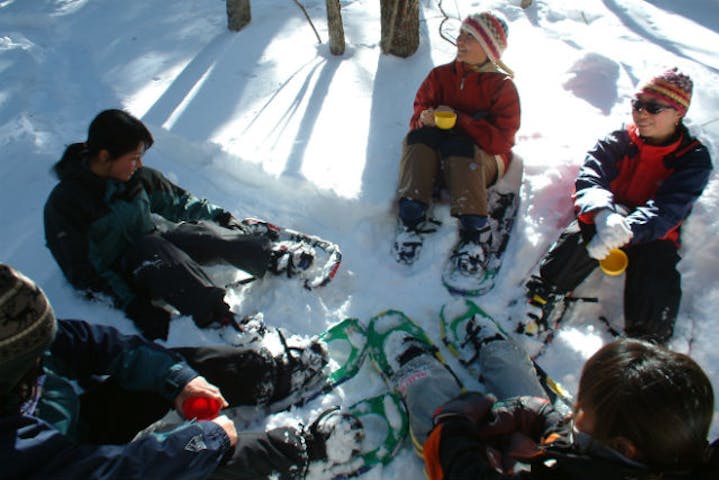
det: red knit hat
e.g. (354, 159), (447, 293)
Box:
(636, 67), (693, 116)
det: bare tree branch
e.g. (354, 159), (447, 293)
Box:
(292, 0), (322, 44)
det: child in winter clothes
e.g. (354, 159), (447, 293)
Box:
(423, 337), (718, 480)
(44, 109), (316, 341)
(516, 68), (712, 344)
(0, 263), (362, 480)
(392, 11), (520, 284)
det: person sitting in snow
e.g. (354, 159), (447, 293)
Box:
(44, 109), (316, 342)
(368, 308), (718, 479)
(515, 67), (712, 344)
(391, 11), (520, 283)
(423, 333), (718, 479)
(0, 263), (363, 480)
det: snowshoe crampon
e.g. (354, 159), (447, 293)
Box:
(215, 318), (368, 427)
(240, 217), (342, 290)
(307, 391), (409, 479)
(343, 391), (409, 476)
(365, 310), (442, 380)
(440, 298), (573, 413)
(266, 318), (369, 412)
(365, 309), (465, 455)
(318, 318), (368, 388)
(440, 155), (522, 297)
(441, 187), (520, 297)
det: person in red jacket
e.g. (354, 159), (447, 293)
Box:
(391, 11), (521, 281)
(515, 67), (712, 344)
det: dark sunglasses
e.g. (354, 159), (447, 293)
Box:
(631, 99), (675, 115)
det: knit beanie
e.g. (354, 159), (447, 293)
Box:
(636, 67), (693, 116)
(0, 264), (57, 395)
(460, 11), (512, 75)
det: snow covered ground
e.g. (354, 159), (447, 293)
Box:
(1, 0), (718, 477)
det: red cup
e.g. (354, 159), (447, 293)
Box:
(182, 396), (221, 420)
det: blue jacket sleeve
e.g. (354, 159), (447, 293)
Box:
(573, 130), (625, 217)
(50, 319), (197, 401)
(2, 414), (230, 480)
(624, 145), (712, 244)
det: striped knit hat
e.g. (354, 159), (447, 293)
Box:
(0, 263), (56, 394)
(461, 11), (511, 73)
(636, 67), (693, 116)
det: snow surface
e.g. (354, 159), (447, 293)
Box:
(1, 0), (718, 477)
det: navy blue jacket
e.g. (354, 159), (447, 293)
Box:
(574, 124), (712, 246)
(0, 319), (231, 479)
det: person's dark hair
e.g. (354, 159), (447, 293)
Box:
(577, 338), (714, 469)
(54, 109), (153, 176)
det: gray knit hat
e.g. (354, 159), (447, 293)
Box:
(0, 263), (57, 394)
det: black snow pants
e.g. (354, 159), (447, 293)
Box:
(79, 345), (306, 480)
(120, 221), (272, 327)
(537, 220), (681, 343)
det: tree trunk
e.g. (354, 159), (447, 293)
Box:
(380, 0), (419, 58)
(326, 0), (345, 55)
(227, 0), (251, 32)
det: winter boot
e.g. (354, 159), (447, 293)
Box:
(441, 225), (493, 294)
(391, 218), (440, 265)
(515, 275), (566, 339)
(303, 406), (364, 476)
(268, 329), (330, 411)
(268, 240), (316, 278)
(213, 311), (268, 347)
(452, 311), (506, 368)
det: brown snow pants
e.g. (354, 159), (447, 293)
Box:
(397, 127), (499, 217)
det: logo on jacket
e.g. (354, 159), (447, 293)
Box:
(184, 434), (208, 452)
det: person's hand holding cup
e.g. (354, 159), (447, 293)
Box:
(599, 248), (628, 276)
(175, 376), (228, 419)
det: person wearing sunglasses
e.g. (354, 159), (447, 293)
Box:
(513, 67), (712, 345)
(423, 337), (718, 479)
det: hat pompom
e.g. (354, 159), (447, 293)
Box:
(636, 67), (693, 116)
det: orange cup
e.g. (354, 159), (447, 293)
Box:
(599, 249), (628, 276)
(434, 111), (457, 129)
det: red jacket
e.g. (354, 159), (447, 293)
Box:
(410, 60), (520, 170)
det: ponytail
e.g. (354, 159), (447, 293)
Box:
(52, 142), (87, 178)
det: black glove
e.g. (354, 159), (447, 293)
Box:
(214, 210), (246, 231)
(125, 297), (171, 341)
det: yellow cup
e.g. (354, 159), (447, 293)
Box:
(599, 248), (628, 276)
(434, 111), (457, 129)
